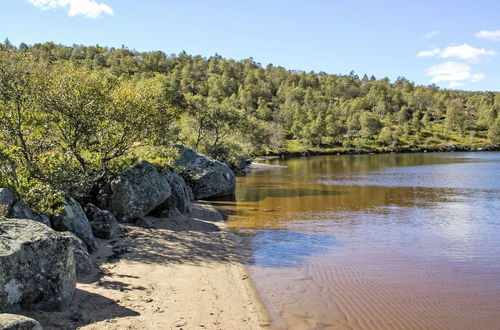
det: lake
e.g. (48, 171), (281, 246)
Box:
(213, 152), (500, 329)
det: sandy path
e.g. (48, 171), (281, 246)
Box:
(24, 202), (269, 330)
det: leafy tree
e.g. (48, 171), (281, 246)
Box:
(360, 111), (382, 138)
(0, 51), (49, 172)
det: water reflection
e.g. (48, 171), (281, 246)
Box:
(238, 229), (339, 268)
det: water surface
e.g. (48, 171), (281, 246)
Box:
(214, 152), (500, 329)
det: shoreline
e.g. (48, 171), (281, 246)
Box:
(22, 201), (270, 329)
(254, 145), (500, 161)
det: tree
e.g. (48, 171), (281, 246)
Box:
(360, 111), (382, 139)
(488, 117), (500, 144)
(445, 98), (468, 134)
(0, 51), (49, 172)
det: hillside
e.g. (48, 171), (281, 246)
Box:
(1, 40), (500, 210)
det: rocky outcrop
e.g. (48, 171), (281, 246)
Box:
(174, 145), (236, 199)
(0, 314), (42, 330)
(85, 204), (120, 239)
(51, 197), (97, 253)
(0, 188), (50, 226)
(0, 219), (76, 312)
(154, 170), (193, 217)
(98, 161), (171, 222)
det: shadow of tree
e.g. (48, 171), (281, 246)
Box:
(110, 202), (244, 265)
(96, 280), (146, 292)
(22, 289), (140, 330)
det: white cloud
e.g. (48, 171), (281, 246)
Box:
(417, 48), (441, 57)
(425, 61), (485, 88)
(448, 81), (465, 88)
(421, 30), (439, 39)
(440, 44), (496, 63)
(475, 30), (500, 41)
(27, 0), (113, 18)
(417, 43), (496, 63)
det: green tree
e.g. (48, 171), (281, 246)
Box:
(359, 111), (382, 138)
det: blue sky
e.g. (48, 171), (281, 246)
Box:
(2, 0), (500, 91)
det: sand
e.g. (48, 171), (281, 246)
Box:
(23, 202), (269, 330)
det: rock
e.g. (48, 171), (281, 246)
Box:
(64, 233), (93, 278)
(51, 197), (97, 253)
(9, 201), (51, 227)
(174, 145), (236, 199)
(85, 204), (120, 239)
(187, 186), (194, 201)
(0, 188), (50, 227)
(99, 161), (172, 222)
(112, 239), (134, 255)
(0, 189), (14, 216)
(135, 217), (154, 229)
(0, 219), (76, 312)
(153, 170), (193, 218)
(156, 205), (181, 218)
(0, 314), (43, 330)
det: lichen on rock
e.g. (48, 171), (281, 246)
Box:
(0, 219), (76, 312)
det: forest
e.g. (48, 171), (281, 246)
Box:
(1, 39), (500, 212)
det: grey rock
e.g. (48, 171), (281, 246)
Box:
(154, 170), (193, 217)
(112, 239), (134, 255)
(0, 219), (76, 312)
(174, 145), (236, 199)
(63, 233), (93, 278)
(9, 201), (51, 227)
(8, 201), (35, 222)
(32, 214), (50, 227)
(156, 206), (181, 218)
(51, 197), (97, 253)
(0, 188), (50, 226)
(135, 217), (154, 229)
(85, 204), (120, 239)
(0, 189), (14, 216)
(99, 161), (172, 222)
(186, 186), (194, 201)
(0, 313), (43, 330)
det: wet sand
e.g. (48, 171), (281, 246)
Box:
(23, 202), (269, 330)
(251, 250), (500, 330)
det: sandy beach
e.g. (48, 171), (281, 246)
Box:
(23, 202), (269, 330)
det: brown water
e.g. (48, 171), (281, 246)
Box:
(213, 152), (500, 330)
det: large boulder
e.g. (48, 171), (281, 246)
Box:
(64, 233), (93, 278)
(98, 161), (171, 222)
(0, 188), (50, 227)
(51, 197), (97, 253)
(154, 170), (193, 218)
(85, 204), (120, 239)
(0, 314), (42, 330)
(174, 145), (236, 199)
(0, 219), (76, 312)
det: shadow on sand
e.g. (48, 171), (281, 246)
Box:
(22, 289), (140, 330)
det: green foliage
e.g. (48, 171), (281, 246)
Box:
(360, 111), (383, 138)
(0, 40), (499, 211)
(15, 174), (64, 216)
(488, 117), (500, 145)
